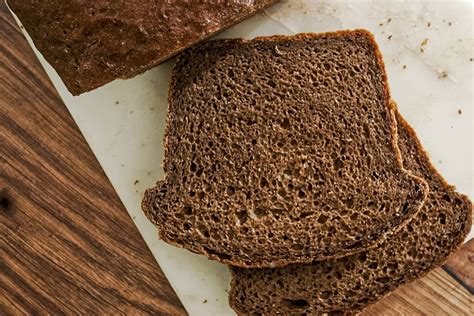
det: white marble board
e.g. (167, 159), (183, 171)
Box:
(9, 0), (473, 314)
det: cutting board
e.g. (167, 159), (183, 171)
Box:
(3, 0), (473, 314)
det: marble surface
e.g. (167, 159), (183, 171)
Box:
(11, 0), (473, 314)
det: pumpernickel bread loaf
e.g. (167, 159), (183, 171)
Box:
(229, 110), (472, 314)
(8, 0), (278, 95)
(142, 30), (428, 268)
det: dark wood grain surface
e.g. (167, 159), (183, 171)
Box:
(444, 238), (473, 294)
(0, 3), (186, 314)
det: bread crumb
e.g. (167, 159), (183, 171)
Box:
(134, 180), (139, 185)
(379, 23), (383, 27)
(470, 58), (473, 62)
(438, 71), (448, 79)
(387, 18), (392, 24)
(403, 65), (407, 69)
(388, 35), (393, 40)
(458, 109), (462, 115)
(421, 38), (428, 46)
(427, 22), (431, 27)
(420, 47), (425, 53)
(202, 299), (207, 304)
(115, 101), (119, 104)
(448, 22), (452, 26)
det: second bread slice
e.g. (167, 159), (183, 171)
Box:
(142, 30), (428, 268)
(229, 109), (472, 314)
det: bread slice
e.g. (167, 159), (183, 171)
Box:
(8, 0), (278, 95)
(229, 110), (472, 314)
(142, 30), (428, 268)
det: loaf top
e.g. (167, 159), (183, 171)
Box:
(9, 0), (278, 95)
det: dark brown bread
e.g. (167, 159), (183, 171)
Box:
(8, 0), (278, 95)
(142, 30), (428, 268)
(229, 110), (472, 315)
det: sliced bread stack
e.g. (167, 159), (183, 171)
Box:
(142, 29), (472, 314)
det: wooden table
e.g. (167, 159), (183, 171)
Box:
(0, 2), (471, 315)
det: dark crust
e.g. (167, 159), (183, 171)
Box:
(7, 0), (279, 95)
(228, 105), (472, 314)
(142, 30), (429, 268)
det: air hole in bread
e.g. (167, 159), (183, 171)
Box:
(280, 118), (291, 129)
(442, 194), (451, 203)
(236, 211), (248, 225)
(298, 190), (306, 199)
(299, 212), (312, 219)
(401, 202), (409, 215)
(271, 209), (283, 218)
(408, 247), (418, 258)
(439, 213), (446, 225)
(358, 252), (367, 262)
(182, 206), (192, 215)
(253, 208), (267, 219)
(291, 243), (304, 251)
(203, 247), (231, 261)
(345, 198), (354, 208)
(347, 240), (362, 250)
(368, 262), (378, 269)
(227, 186), (235, 196)
(421, 213), (428, 222)
(367, 201), (376, 210)
(282, 298), (310, 309)
(317, 214), (329, 224)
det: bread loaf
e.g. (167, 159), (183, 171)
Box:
(8, 0), (279, 95)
